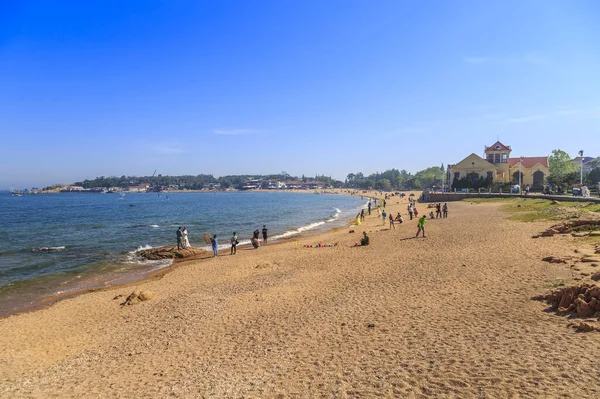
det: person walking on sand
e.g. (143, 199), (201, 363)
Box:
(443, 203), (448, 218)
(230, 232), (238, 255)
(382, 209), (387, 225)
(176, 227), (184, 249)
(211, 234), (218, 257)
(416, 215), (427, 238)
(368, 201), (371, 215)
(182, 227), (190, 248)
(262, 225), (268, 244)
(360, 208), (365, 221)
(389, 214), (395, 229)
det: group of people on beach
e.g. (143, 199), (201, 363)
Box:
(176, 225), (269, 258)
(355, 194), (452, 244)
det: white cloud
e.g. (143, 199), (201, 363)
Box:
(504, 114), (548, 124)
(463, 56), (489, 64)
(214, 129), (258, 136)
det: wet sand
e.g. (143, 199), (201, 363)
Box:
(1, 193), (600, 398)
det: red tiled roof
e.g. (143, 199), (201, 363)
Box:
(509, 157), (549, 168)
(485, 141), (511, 151)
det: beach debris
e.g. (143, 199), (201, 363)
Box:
(581, 257), (600, 263)
(136, 246), (207, 260)
(121, 290), (155, 306)
(541, 256), (572, 264)
(568, 321), (600, 333)
(367, 323), (375, 328)
(535, 220), (600, 238)
(532, 284), (600, 319)
(349, 230), (355, 233)
(550, 200), (561, 205)
(113, 294), (124, 300)
(303, 243), (338, 248)
(591, 272), (600, 281)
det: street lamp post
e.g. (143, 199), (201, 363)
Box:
(579, 150), (584, 185)
(518, 160), (522, 193)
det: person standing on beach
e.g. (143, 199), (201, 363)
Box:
(230, 232), (238, 255)
(382, 209), (387, 225)
(416, 215), (427, 238)
(211, 234), (218, 257)
(442, 203), (448, 218)
(182, 227), (190, 248)
(262, 225), (268, 244)
(389, 214), (395, 229)
(368, 201), (371, 215)
(435, 203), (441, 219)
(408, 205), (413, 220)
(176, 227), (184, 249)
(360, 209), (365, 221)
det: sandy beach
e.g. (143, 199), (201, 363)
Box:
(2, 192), (600, 398)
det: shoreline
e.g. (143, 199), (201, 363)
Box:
(0, 189), (377, 319)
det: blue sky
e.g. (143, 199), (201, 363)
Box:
(1, 0), (599, 188)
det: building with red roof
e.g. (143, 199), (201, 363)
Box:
(448, 141), (549, 189)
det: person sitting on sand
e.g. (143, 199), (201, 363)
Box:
(360, 231), (370, 246)
(429, 211), (435, 219)
(414, 207), (419, 217)
(395, 213), (404, 223)
(415, 215), (426, 238)
(230, 232), (238, 255)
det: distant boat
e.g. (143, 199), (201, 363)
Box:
(9, 187), (22, 197)
(119, 192), (125, 200)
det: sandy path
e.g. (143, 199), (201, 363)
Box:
(1, 196), (600, 398)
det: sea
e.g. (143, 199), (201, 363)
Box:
(0, 191), (365, 317)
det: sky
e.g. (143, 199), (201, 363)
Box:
(1, 0), (599, 189)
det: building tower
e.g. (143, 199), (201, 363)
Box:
(484, 141), (511, 183)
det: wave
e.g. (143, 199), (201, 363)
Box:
(32, 246), (66, 252)
(130, 224), (160, 229)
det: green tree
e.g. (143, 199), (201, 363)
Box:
(549, 149), (577, 175)
(375, 179), (391, 191)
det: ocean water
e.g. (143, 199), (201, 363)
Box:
(0, 191), (365, 316)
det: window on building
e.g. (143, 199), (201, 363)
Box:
(487, 171), (493, 181)
(487, 154), (494, 163)
(502, 154), (508, 163)
(495, 145), (500, 150)
(454, 172), (460, 180)
(494, 154), (500, 163)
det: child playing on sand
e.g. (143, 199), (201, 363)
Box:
(360, 231), (370, 246)
(395, 213), (403, 223)
(415, 215), (426, 238)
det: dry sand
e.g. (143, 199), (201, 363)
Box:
(1, 193), (600, 398)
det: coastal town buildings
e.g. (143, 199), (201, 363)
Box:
(448, 141), (549, 189)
